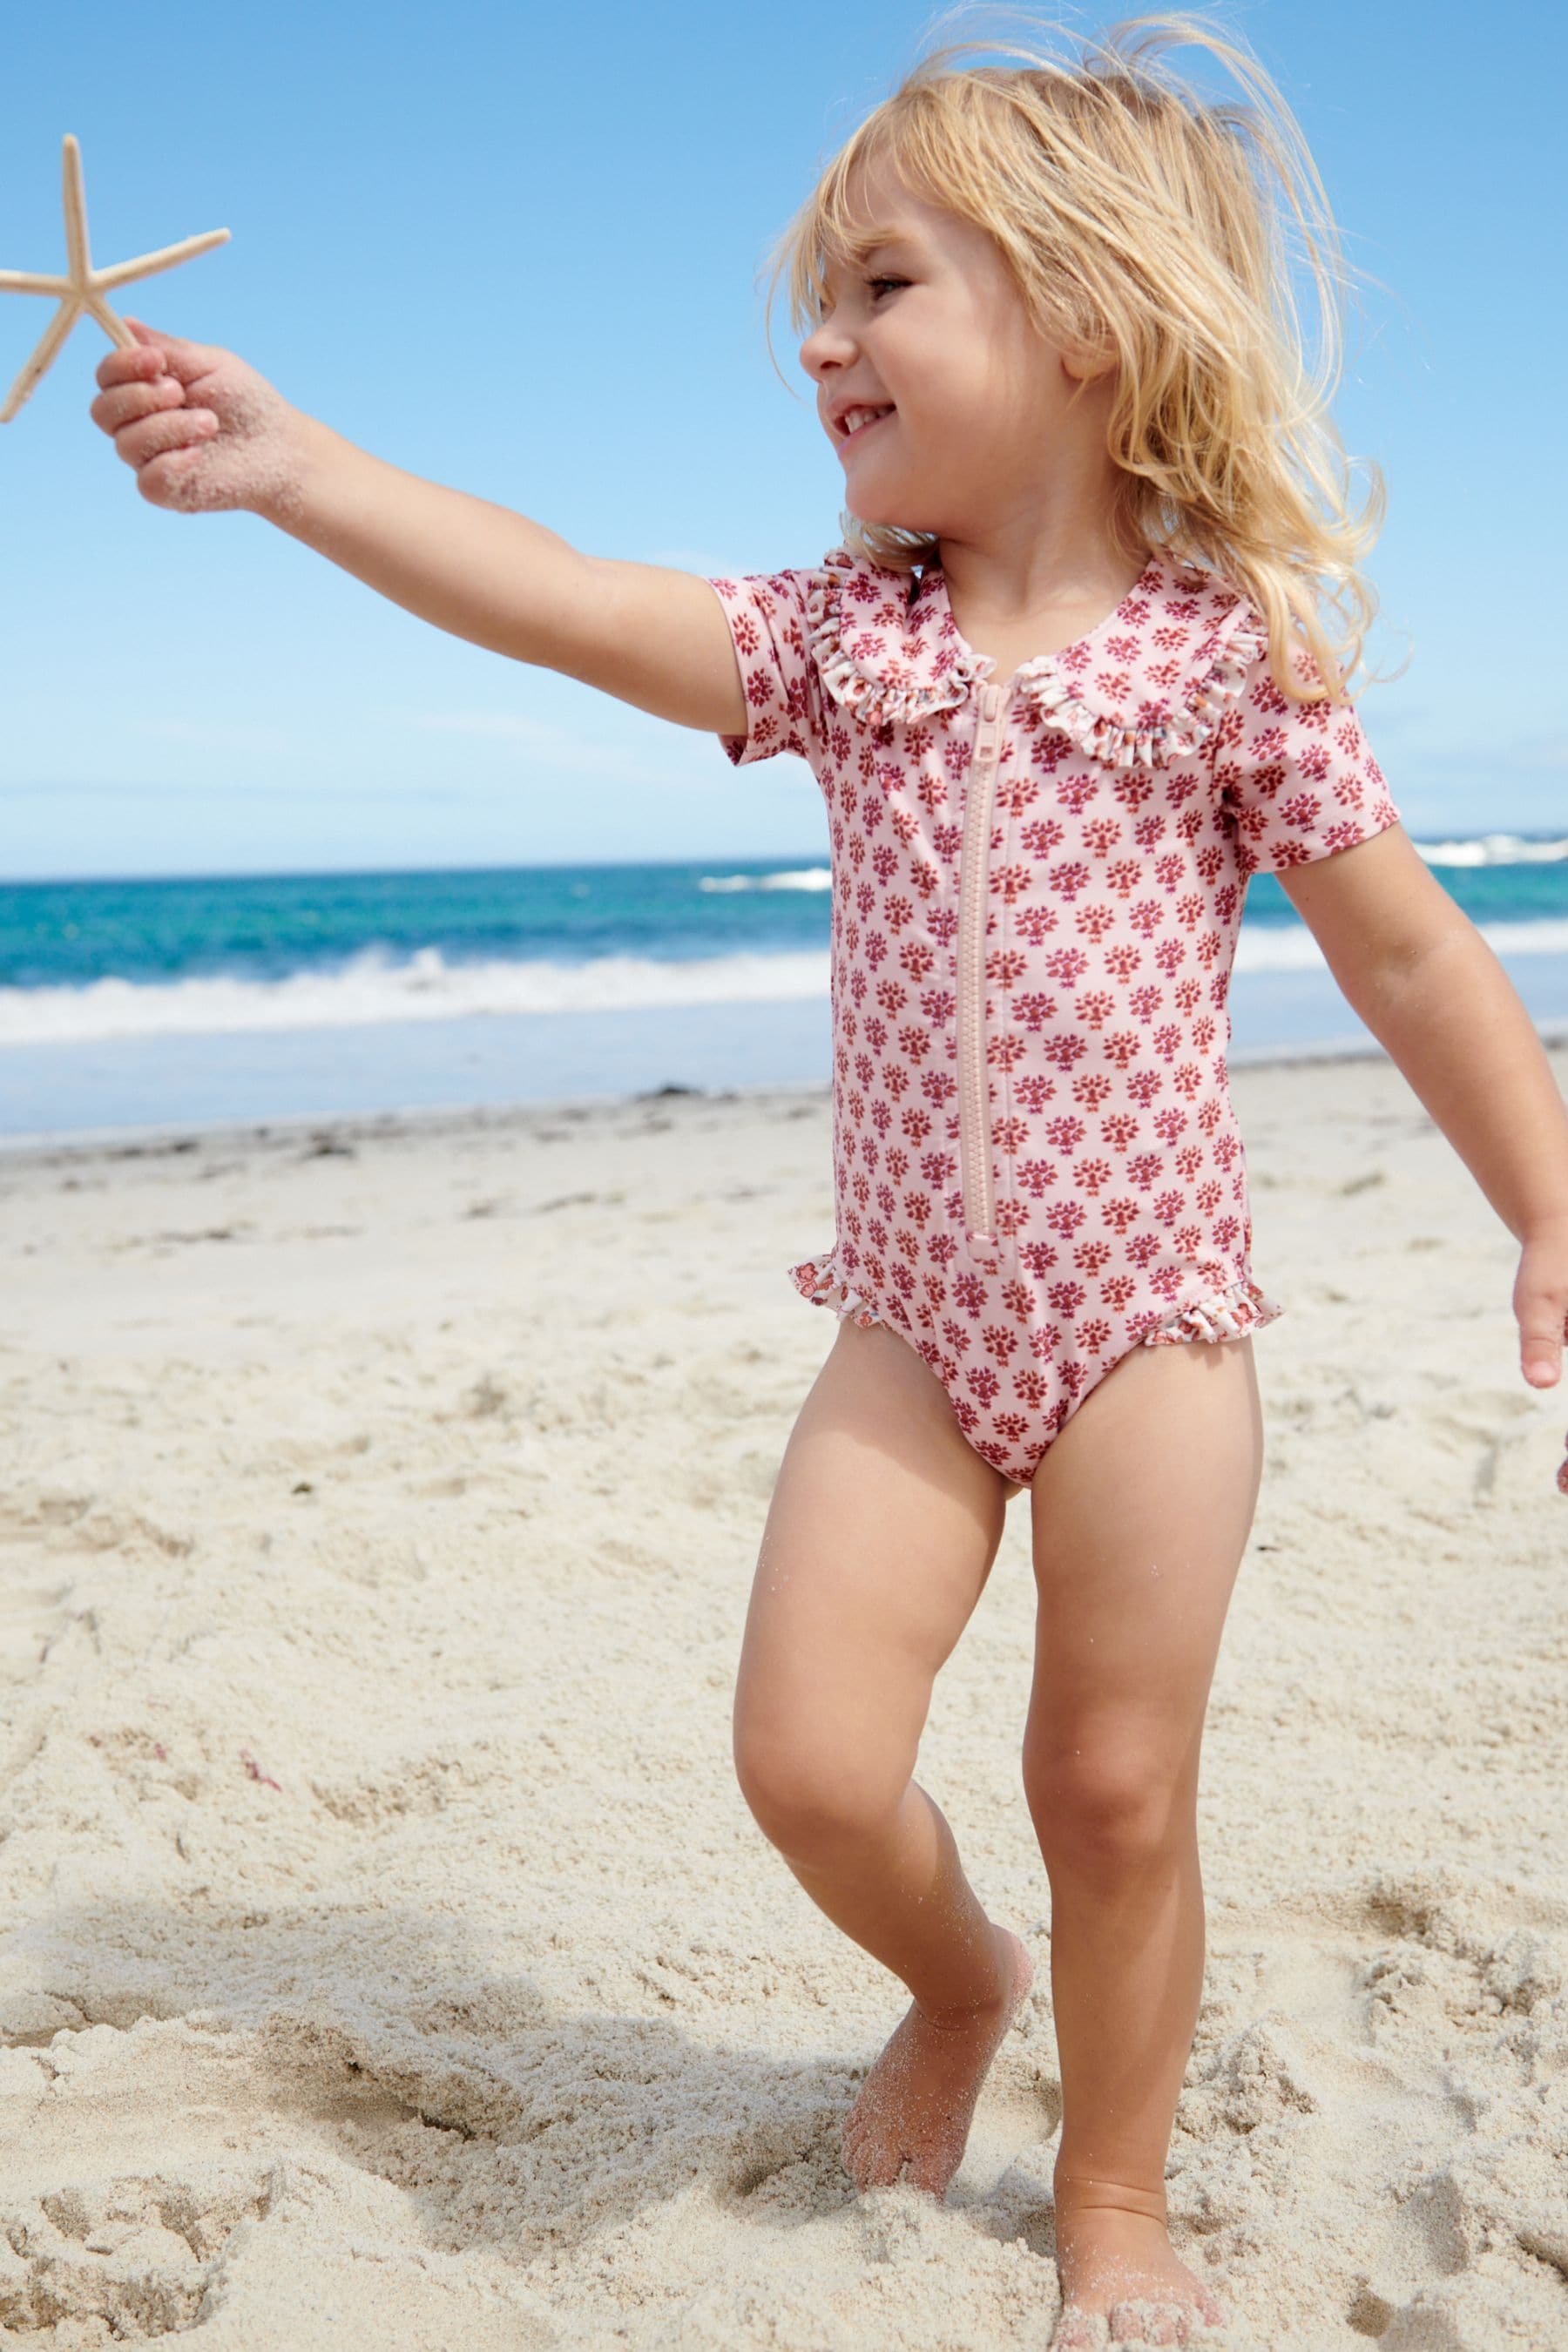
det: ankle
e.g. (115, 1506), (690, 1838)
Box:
(1053, 2171), (1169, 2227)
(916, 1923), (1016, 2029)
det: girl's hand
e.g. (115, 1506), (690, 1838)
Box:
(1512, 1220), (1568, 1495)
(1516, 1220), (1568, 1388)
(89, 317), (311, 521)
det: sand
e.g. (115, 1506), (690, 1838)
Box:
(1, 1045), (1565, 2350)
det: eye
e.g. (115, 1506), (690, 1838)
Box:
(867, 275), (909, 301)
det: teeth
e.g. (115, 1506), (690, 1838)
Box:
(842, 405), (889, 436)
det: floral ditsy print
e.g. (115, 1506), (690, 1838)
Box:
(707, 544), (1402, 1483)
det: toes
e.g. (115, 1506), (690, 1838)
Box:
(1052, 2310), (1111, 2352)
(1108, 2300), (1180, 2347)
(840, 2128), (895, 2193)
(901, 2151), (953, 2200)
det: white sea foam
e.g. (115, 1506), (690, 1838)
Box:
(697, 868), (833, 892)
(5, 915), (1567, 1049)
(0, 948), (833, 1046)
(700, 841), (1568, 877)
(1417, 834), (1568, 866)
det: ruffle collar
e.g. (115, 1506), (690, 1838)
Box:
(806, 542), (1268, 771)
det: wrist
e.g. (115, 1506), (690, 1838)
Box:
(252, 407), (338, 531)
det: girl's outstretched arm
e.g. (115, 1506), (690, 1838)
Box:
(89, 324), (749, 738)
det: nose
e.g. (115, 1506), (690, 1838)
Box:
(800, 314), (855, 386)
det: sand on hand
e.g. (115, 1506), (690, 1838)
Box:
(2, 1052), (1566, 2349)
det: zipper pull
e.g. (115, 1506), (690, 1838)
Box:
(975, 680), (1006, 762)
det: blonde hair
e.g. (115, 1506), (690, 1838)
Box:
(763, 9), (1389, 704)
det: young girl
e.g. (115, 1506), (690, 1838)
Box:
(89, 13), (1568, 2344)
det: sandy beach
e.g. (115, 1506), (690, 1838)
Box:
(2, 1043), (1565, 2350)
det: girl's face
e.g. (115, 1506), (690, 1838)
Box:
(800, 152), (1110, 544)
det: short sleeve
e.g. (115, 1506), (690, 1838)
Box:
(1213, 632), (1402, 875)
(706, 568), (826, 771)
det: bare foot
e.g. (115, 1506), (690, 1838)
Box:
(1051, 2201), (1229, 2347)
(839, 1923), (1034, 2199)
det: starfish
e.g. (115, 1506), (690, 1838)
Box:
(0, 133), (228, 422)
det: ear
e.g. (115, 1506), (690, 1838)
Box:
(1061, 333), (1117, 385)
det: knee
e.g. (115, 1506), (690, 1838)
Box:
(1023, 1740), (1192, 1876)
(733, 1727), (909, 1862)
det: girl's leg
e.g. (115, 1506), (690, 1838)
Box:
(1025, 1335), (1262, 2346)
(733, 1314), (1034, 2197)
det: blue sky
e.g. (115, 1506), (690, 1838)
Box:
(3, 0), (1563, 881)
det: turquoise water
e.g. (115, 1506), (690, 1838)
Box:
(3, 839), (1565, 1140)
(0, 861), (834, 993)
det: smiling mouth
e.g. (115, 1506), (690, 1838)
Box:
(837, 404), (895, 445)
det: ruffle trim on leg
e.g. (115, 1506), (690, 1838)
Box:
(1139, 1275), (1284, 1347)
(788, 1251), (887, 1329)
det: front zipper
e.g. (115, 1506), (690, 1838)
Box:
(957, 679), (1005, 1247)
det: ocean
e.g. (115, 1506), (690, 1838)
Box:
(3, 837), (1567, 1144)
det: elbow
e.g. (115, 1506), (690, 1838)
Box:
(1338, 909), (1486, 1023)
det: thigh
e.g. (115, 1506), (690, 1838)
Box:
(734, 1315), (1013, 1796)
(1024, 1336), (1265, 1779)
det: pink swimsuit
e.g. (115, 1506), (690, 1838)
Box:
(706, 544), (1402, 1484)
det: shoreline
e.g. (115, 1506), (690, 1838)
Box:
(6, 1014), (1566, 1169)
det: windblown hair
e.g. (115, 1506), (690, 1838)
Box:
(763, 9), (1388, 703)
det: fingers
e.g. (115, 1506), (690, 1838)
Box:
(94, 321), (225, 395)
(90, 354), (220, 470)
(90, 374), (186, 434)
(121, 316), (227, 388)
(110, 402), (220, 476)
(95, 341), (167, 394)
(1514, 1242), (1568, 1388)
(135, 442), (219, 511)
(1516, 1274), (1568, 1492)
(1518, 1301), (1567, 1387)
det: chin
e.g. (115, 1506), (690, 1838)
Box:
(843, 483), (936, 535)
(848, 510), (943, 544)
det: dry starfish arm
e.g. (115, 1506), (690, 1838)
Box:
(94, 233), (230, 296)
(4, 297), (84, 414)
